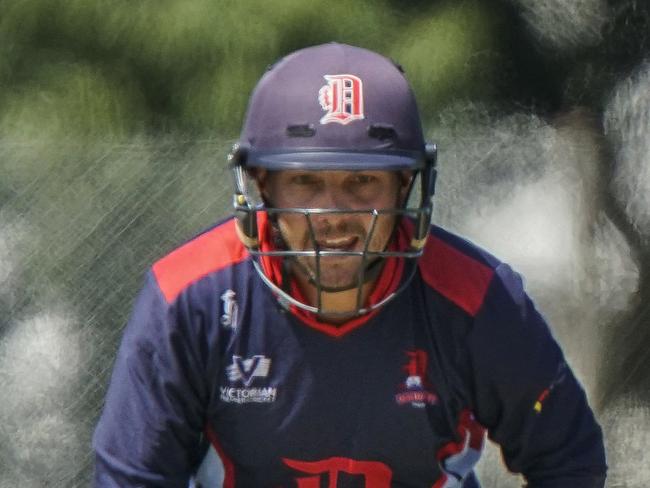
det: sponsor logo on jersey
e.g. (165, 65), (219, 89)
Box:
(219, 386), (277, 404)
(318, 74), (364, 125)
(221, 355), (276, 404)
(395, 349), (438, 408)
(227, 355), (271, 386)
(283, 457), (392, 487)
(220, 289), (239, 330)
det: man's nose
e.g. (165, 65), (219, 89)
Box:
(307, 186), (355, 232)
(312, 184), (342, 209)
(310, 183), (350, 210)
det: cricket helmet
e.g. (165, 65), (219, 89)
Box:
(229, 42), (437, 317)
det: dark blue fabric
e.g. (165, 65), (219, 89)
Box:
(93, 223), (606, 487)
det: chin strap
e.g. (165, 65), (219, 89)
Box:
(230, 142), (261, 251)
(411, 143), (437, 250)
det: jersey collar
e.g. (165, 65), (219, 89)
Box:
(256, 212), (408, 338)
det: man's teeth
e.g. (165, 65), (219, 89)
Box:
(319, 237), (356, 247)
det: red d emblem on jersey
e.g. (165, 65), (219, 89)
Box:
(395, 350), (438, 408)
(283, 457), (392, 487)
(318, 74), (364, 125)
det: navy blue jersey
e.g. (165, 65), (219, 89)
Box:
(93, 217), (606, 487)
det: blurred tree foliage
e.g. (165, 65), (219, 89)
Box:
(0, 0), (513, 328)
(0, 0), (517, 138)
(0, 0), (519, 318)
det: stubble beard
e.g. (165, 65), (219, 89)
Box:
(288, 217), (394, 292)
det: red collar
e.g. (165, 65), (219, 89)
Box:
(256, 212), (408, 338)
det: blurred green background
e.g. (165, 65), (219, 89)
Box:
(0, 0), (518, 333)
(1, 0), (649, 485)
(0, 0), (513, 139)
(0, 2), (519, 484)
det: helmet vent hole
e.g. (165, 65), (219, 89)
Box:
(286, 124), (316, 137)
(368, 124), (397, 142)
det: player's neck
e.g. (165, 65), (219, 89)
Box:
(294, 273), (375, 325)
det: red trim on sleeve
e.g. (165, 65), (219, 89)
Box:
(436, 410), (486, 460)
(432, 474), (450, 488)
(152, 219), (248, 303)
(418, 234), (494, 317)
(205, 425), (235, 488)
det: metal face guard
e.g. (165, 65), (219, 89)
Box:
(234, 205), (429, 317)
(229, 145), (436, 317)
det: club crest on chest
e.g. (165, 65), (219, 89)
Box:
(395, 349), (438, 408)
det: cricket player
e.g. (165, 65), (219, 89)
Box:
(93, 43), (607, 487)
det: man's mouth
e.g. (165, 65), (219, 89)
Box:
(315, 236), (359, 251)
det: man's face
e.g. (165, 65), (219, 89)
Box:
(257, 169), (411, 291)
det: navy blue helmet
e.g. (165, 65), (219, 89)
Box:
(229, 43), (437, 316)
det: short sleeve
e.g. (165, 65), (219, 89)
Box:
(468, 263), (606, 488)
(93, 271), (208, 487)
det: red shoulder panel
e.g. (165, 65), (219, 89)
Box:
(152, 219), (248, 303)
(419, 235), (494, 317)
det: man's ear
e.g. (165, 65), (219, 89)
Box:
(398, 170), (414, 200)
(252, 168), (268, 198)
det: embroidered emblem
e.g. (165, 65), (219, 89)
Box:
(395, 350), (438, 408)
(220, 289), (239, 330)
(227, 355), (271, 386)
(318, 74), (364, 125)
(534, 360), (567, 413)
(221, 355), (276, 404)
(283, 457), (392, 487)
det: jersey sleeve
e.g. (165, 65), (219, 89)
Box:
(92, 271), (209, 487)
(468, 263), (607, 488)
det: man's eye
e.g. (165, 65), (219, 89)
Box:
(290, 175), (319, 185)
